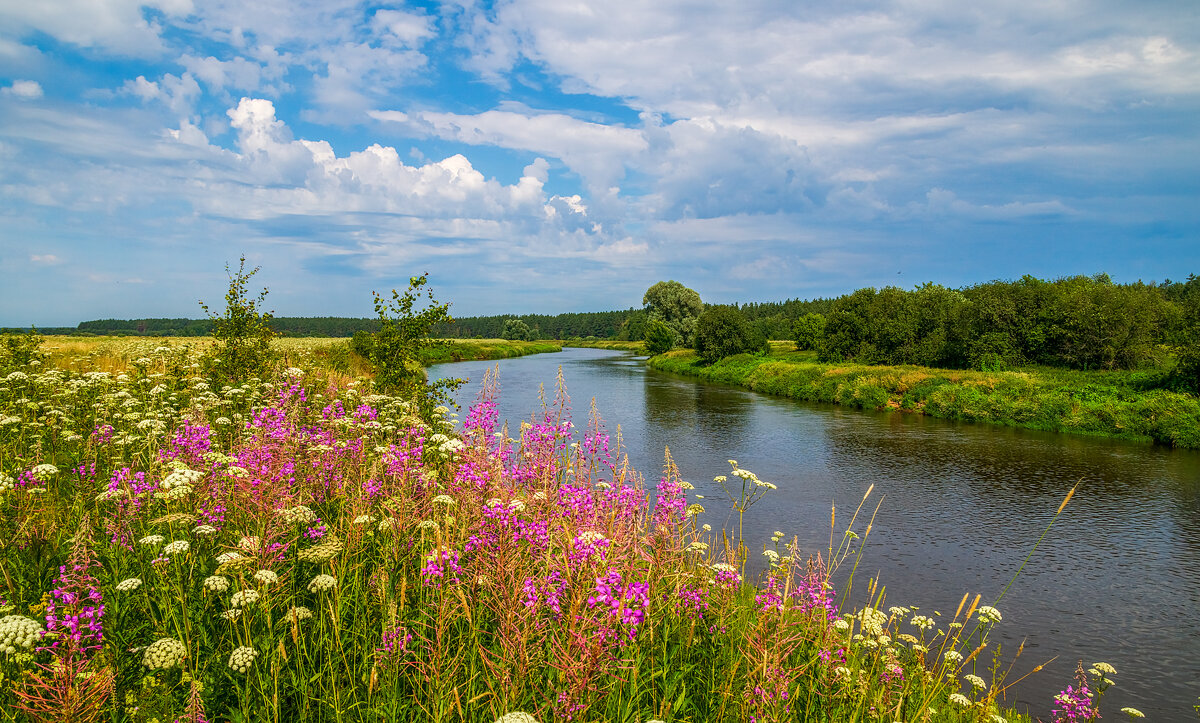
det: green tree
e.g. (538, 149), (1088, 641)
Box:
(502, 318), (534, 341)
(792, 313), (826, 351)
(643, 319), (677, 355)
(694, 305), (767, 363)
(0, 329), (47, 374)
(368, 274), (465, 418)
(199, 257), (276, 385)
(643, 280), (703, 347)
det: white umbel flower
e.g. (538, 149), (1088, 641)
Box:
(228, 646), (258, 673)
(142, 637), (187, 669)
(0, 615), (44, 656)
(307, 574), (337, 593)
(116, 577), (143, 592)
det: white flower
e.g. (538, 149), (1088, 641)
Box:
(833, 619), (851, 632)
(215, 551), (247, 565)
(276, 505), (318, 524)
(909, 615), (936, 631)
(1091, 662), (1117, 675)
(228, 646), (258, 673)
(116, 577), (142, 592)
(193, 525), (217, 536)
(139, 534), (165, 548)
(1120, 708), (1144, 718)
(163, 540), (190, 556)
(253, 569), (279, 586)
(965, 674), (987, 691)
(230, 589), (260, 607)
(416, 519), (439, 532)
(307, 574), (337, 593)
(161, 468), (203, 490)
(220, 609), (242, 621)
(944, 650), (964, 664)
(353, 514), (377, 525)
(284, 606), (313, 624)
(142, 637), (187, 670)
(762, 550), (780, 564)
(685, 541), (709, 553)
(976, 605), (1002, 624)
(949, 693), (971, 707)
(237, 536), (261, 551)
(203, 576), (230, 593)
(0, 615), (44, 656)
(30, 464), (58, 481)
(494, 714), (539, 723)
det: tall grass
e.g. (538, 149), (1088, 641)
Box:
(648, 347), (1200, 449)
(0, 340), (1133, 722)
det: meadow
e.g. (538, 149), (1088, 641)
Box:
(0, 337), (1141, 722)
(647, 344), (1200, 449)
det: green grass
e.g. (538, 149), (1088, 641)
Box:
(418, 339), (562, 365)
(561, 339), (647, 353)
(647, 345), (1200, 449)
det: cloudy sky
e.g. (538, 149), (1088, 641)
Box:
(1, 0), (1197, 326)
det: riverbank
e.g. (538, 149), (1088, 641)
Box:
(648, 346), (1200, 449)
(561, 339), (646, 353)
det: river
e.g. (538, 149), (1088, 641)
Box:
(429, 347), (1200, 720)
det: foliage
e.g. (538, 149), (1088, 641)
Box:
(198, 257), (277, 386)
(502, 318), (535, 341)
(792, 313), (826, 351)
(368, 273), (466, 419)
(0, 347), (1048, 723)
(643, 280), (704, 347)
(0, 329), (48, 373)
(642, 318), (677, 355)
(694, 305), (768, 363)
(649, 348), (1200, 448)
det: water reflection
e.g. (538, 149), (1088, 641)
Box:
(431, 348), (1200, 720)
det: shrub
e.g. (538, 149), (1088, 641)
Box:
(643, 318), (677, 355)
(792, 313), (825, 351)
(502, 318), (534, 341)
(694, 305), (767, 363)
(198, 257), (276, 385)
(0, 330), (47, 373)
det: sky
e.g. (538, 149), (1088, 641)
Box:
(1, 0), (1198, 326)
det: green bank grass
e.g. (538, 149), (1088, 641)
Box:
(647, 345), (1200, 449)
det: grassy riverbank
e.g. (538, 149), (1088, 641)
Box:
(561, 339), (647, 353)
(649, 345), (1200, 449)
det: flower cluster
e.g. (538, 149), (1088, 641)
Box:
(0, 615), (43, 656)
(142, 636), (187, 669)
(228, 646), (258, 673)
(307, 574), (337, 593)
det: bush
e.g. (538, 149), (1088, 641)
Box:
(502, 318), (534, 341)
(643, 319), (677, 355)
(694, 305), (767, 363)
(0, 330), (47, 373)
(792, 313), (826, 351)
(368, 274), (465, 420)
(198, 257), (276, 385)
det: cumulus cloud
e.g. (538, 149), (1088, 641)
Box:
(2, 80), (43, 99)
(0, 0), (191, 56)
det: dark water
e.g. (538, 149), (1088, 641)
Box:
(430, 348), (1200, 720)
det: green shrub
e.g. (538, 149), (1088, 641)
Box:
(694, 305), (767, 363)
(643, 318), (677, 355)
(198, 257), (276, 385)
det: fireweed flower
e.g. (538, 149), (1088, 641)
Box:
(116, 578), (142, 592)
(711, 563), (742, 587)
(0, 615), (43, 655)
(307, 574), (337, 593)
(228, 646), (258, 673)
(142, 637), (187, 669)
(421, 549), (462, 587)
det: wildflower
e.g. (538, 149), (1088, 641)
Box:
(227, 646), (257, 674)
(0, 475), (14, 494)
(685, 503), (705, 517)
(1091, 662), (1116, 675)
(284, 606), (313, 624)
(297, 535), (342, 562)
(115, 578), (142, 592)
(965, 674), (987, 691)
(161, 468), (203, 490)
(203, 576), (230, 593)
(0, 615), (43, 656)
(431, 494), (455, 507)
(910, 615), (936, 631)
(193, 525), (217, 536)
(944, 650), (964, 664)
(494, 713), (538, 723)
(220, 609), (241, 621)
(277, 505), (318, 524)
(417, 519), (439, 532)
(237, 536), (261, 552)
(142, 637), (187, 669)
(253, 570), (279, 586)
(990, 715), (1009, 723)
(215, 552), (247, 565)
(139, 534), (165, 547)
(30, 464), (58, 481)
(762, 549), (780, 564)
(230, 589), (260, 607)
(686, 541), (709, 553)
(163, 540), (190, 556)
(949, 693), (972, 707)
(833, 619), (851, 632)
(976, 605), (1002, 624)
(1120, 708), (1144, 718)
(307, 574), (337, 593)
(353, 515), (377, 525)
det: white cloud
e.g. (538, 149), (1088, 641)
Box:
(31, 253), (61, 264)
(0, 0), (191, 56)
(2, 80), (43, 99)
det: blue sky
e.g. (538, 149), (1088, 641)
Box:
(1, 0), (1197, 326)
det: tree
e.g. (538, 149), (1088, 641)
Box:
(694, 305), (767, 363)
(199, 257), (276, 385)
(502, 318), (534, 341)
(643, 281), (703, 347)
(792, 313), (826, 351)
(643, 318), (677, 355)
(368, 274), (465, 418)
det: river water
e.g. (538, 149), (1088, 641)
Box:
(430, 347), (1200, 720)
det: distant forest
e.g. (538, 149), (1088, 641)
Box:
(10, 272), (1197, 373)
